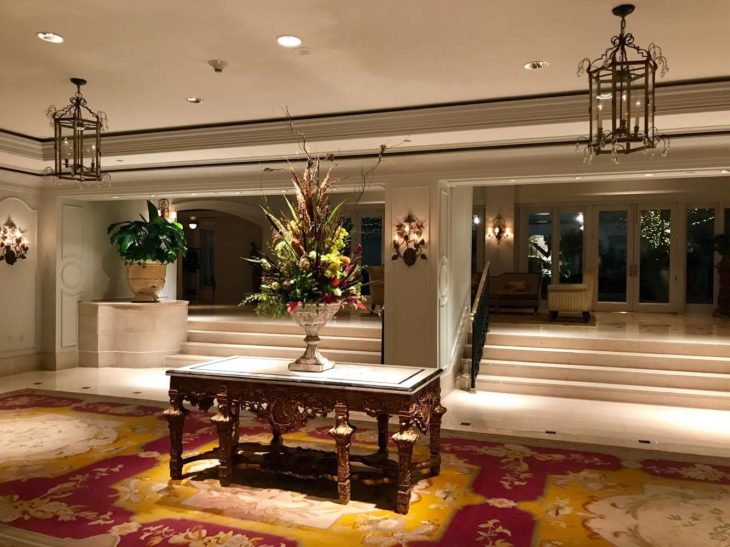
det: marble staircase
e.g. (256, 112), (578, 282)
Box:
(165, 316), (382, 368)
(465, 330), (730, 410)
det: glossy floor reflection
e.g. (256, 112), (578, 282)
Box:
(2, 365), (729, 459)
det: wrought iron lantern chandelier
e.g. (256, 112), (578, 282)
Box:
(577, 4), (669, 164)
(45, 78), (110, 185)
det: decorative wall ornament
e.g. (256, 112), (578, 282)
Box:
(157, 198), (177, 221)
(392, 212), (427, 266)
(487, 214), (511, 244)
(576, 4), (669, 164)
(44, 78), (110, 186)
(0, 216), (29, 265)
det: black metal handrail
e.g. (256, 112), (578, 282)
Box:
(470, 262), (490, 391)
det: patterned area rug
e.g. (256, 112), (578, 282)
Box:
(1, 390), (729, 546)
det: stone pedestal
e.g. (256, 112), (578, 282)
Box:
(78, 300), (188, 368)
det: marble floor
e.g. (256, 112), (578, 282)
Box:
(2, 363), (729, 459)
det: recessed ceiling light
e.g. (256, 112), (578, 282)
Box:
(524, 60), (549, 70)
(722, 170), (729, 174)
(36, 32), (64, 44)
(186, 97), (203, 104)
(112, 196), (119, 200)
(644, 173), (655, 177)
(277, 35), (302, 48)
(575, 176), (583, 180)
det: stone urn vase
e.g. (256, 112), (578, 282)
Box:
(127, 261), (167, 302)
(288, 302), (341, 372)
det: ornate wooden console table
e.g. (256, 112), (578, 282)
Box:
(164, 356), (445, 514)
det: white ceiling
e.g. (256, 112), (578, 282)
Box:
(2, 0), (729, 137)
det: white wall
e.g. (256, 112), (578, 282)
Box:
(384, 180), (439, 368)
(483, 185), (516, 275)
(0, 182), (41, 376)
(441, 186), (473, 389)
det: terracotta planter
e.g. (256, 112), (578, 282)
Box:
(288, 302), (341, 372)
(127, 261), (167, 302)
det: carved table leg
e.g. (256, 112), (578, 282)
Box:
(163, 390), (188, 480)
(232, 402), (240, 454)
(429, 404), (446, 476)
(211, 392), (234, 486)
(392, 411), (419, 514)
(377, 413), (389, 456)
(270, 422), (283, 447)
(329, 403), (353, 505)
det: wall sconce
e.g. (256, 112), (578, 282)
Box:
(487, 214), (511, 244)
(157, 198), (177, 221)
(392, 212), (427, 266)
(473, 214), (481, 225)
(0, 217), (29, 266)
(188, 216), (198, 230)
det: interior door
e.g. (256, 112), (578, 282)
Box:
(594, 206), (633, 311)
(634, 205), (676, 313)
(593, 205), (677, 312)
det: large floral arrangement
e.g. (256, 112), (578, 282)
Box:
(243, 155), (369, 316)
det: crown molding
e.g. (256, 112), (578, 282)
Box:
(32, 79), (730, 160)
(1, 78), (729, 177)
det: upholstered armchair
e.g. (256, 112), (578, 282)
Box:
(547, 271), (594, 322)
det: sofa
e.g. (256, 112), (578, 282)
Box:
(488, 272), (541, 313)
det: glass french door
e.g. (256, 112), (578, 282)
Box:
(594, 205), (677, 312)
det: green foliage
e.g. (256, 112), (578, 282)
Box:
(107, 201), (188, 264)
(241, 158), (366, 317)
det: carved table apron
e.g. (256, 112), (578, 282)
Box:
(164, 356), (445, 514)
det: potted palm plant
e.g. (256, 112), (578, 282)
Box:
(107, 201), (187, 302)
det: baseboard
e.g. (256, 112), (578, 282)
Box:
(0, 351), (42, 377)
(40, 350), (79, 371)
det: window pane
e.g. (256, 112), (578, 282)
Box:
(639, 208), (671, 304)
(687, 208), (715, 304)
(527, 212), (552, 298)
(360, 216), (382, 266)
(598, 210), (628, 302)
(342, 217), (353, 256)
(559, 212), (584, 283)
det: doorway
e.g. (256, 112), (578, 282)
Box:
(593, 205), (677, 312)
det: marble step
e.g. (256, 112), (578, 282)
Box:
(188, 319), (381, 339)
(474, 344), (730, 373)
(472, 374), (730, 410)
(187, 329), (380, 352)
(479, 332), (730, 358)
(180, 341), (381, 364)
(480, 359), (730, 392)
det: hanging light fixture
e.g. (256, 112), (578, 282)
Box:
(576, 4), (669, 164)
(44, 78), (110, 186)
